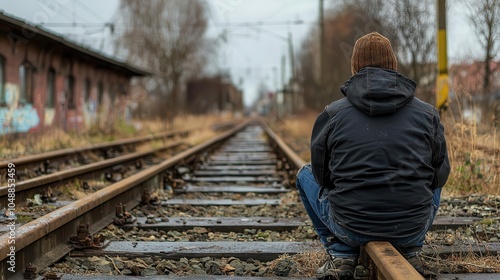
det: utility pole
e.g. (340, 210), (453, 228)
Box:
(273, 67), (278, 92)
(288, 32), (296, 113)
(280, 54), (286, 115)
(319, 0), (325, 96)
(281, 54), (286, 90)
(436, 0), (448, 112)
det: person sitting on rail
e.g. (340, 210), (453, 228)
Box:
(296, 32), (450, 280)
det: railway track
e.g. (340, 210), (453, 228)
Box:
(0, 129), (191, 186)
(0, 122), (242, 231)
(1, 119), (499, 280)
(0, 141), (186, 234)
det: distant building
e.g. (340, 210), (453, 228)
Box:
(449, 61), (500, 98)
(449, 61), (500, 124)
(186, 76), (243, 115)
(0, 12), (148, 134)
(254, 91), (276, 116)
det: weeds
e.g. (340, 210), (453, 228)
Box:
(266, 250), (325, 277)
(273, 105), (500, 195)
(0, 115), (233, 160)
(442, 103), (499, 195)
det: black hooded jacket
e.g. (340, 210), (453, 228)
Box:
(310, 67), (450, 238)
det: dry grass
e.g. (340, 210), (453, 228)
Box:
(184, 129), (218, 146)
(138, 114), (238, 133)
(267, 250), (326, 277)
(441, 86), (500, 195)
(441, 111), (500, 195)
(268, 110), (317, 162)
(289, 251), (327, 277)
(0, 114), (236, 160)
(272, 250), (500, 276)
(0, 128), (92, 158)
(273, 106), (500, 196)
(423, 254), (500, 274)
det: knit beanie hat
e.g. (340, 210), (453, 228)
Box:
(351, 32), (397, 75)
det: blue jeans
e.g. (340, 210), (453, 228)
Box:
(296, 164), (440, 258)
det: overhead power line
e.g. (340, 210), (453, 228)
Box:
(214, 20), (313, 27)
(40, 20), (313, 28)
(74, 0), (107, 22)
(41, 22), (110, 27)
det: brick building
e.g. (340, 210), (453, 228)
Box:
(0, 12), (148, 134)
(449, 61), (500, 98)
(186, 76), (243, 115)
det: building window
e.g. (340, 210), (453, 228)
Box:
(97, 81), (103, 105)
(66, 75), (75, 109)
(109, 86), (116, 105)
(19, 63), (34, 104)
(46, 69), (55, 108)
(83, 78), (91, 103)
(0, 56), (4, 105)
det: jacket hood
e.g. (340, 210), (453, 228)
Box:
(340, 67), (416, 116)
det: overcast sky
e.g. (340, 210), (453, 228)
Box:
(0, 0), (479, 105)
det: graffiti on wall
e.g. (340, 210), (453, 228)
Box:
(83, 92), (97, 127)
(0, 83), (40, 135)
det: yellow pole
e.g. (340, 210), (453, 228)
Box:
(436, 0), (449, 111)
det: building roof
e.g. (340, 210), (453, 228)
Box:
(0, 11), (150, 76)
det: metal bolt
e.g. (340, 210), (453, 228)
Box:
(141, 189), (150, 205)
(23, 263), (37, 279)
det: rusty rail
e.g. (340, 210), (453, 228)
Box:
(259, 119), (306, 169)
(363, 241), (424, 280)
(1, 118), (436, 279)
(0, 129), (190, 170)
(0, 120), (250, 279)
(0, 141), (183, 207)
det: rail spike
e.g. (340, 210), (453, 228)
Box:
(22, 263), (37, 279)
(113, 203), (137, 225)
(68, 222), (105, 250)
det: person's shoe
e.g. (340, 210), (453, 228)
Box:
(406, 255), (424, 274)
(316, 255), (356, 280)
(406, 255), (436, 278)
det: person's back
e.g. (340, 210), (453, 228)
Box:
(296, 32), (450, 280)
(315, 67), (446, 237)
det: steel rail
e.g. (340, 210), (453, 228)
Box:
(0, 129), (189, 170)
(364, 241), (424, 280)
(1, 119), (433, 279)
(0, 141), (183, 207)
(0, 120), (250, 279)
(259, 119), (306, 169)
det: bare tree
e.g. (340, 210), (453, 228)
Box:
(390, 0), (436, 103)
(349, 0), (390, 27)
(297, 2), (389, 110)
(463, 0), (500, 94)
(115, 0), (211, 120)
(297, 26), (321, 109)
(344, 0), (436, 103)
